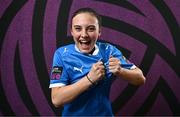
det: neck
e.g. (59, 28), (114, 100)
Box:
(88, 47), (95, 55)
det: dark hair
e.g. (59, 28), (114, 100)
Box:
(71, 7), (102, 27)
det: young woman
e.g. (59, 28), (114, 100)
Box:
(49, 7), (145, 116)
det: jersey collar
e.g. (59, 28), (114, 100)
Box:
(75, 44), (99, 55)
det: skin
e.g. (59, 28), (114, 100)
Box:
(71, 13), (101, 54)
(51, 12), (146, 107)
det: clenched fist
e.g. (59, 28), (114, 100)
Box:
(109, 56), (122, 75)
(87, 61), (105, 83)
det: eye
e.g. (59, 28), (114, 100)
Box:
(73, 26), (82, 32)
(87, 26), (96, 32)
(75, 27), (81, 31)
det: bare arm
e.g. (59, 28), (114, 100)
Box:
(51, 76), (92, 107)
(116, 67), (145, 85)
(109, 57), (145, 86)
(51, 61), (105, 107)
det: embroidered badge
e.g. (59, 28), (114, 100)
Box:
(51, 66), (63, 80)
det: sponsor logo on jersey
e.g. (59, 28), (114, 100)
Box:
(51, 66), (63, 80)
(73, 66), (83, 73)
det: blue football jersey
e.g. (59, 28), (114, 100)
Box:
(49, 42), (135, 116)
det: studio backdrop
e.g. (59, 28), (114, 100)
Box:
(0, 0), (179, 116)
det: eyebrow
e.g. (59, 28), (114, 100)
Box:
(87, 25), (96, 28)
(73, 25), (81, 28)
(73, 25), (96, 28)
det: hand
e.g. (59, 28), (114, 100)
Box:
(88, 61), (105, 83)
(109, 56), (122, 75)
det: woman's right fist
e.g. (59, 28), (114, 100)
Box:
(87, 61), (105, 83)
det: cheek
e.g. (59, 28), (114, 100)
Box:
(89, 32), (100, 39)
(72, 32), (80, 39)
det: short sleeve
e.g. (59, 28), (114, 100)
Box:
(111, 45), (136, 70)
(49, 50), (69, 88)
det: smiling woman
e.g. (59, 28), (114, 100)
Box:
(49, 7), (145, 116)
(0, 0), (179, 116)
(71, 8), (101, 54)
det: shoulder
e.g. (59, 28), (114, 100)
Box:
(96, 41), (112, 48)
(55, 44), (75, 56)
(96, 41), (116, 51)
(97, 41), (123, 56)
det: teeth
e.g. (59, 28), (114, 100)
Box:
(81, 40), (88, 42)
(80, 40), (89, 44)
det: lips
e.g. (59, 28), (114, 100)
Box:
(80, 40), (91, 45)
(79, 40), (91, 50)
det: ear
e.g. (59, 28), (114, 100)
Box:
(98, 29), (101, 37)
(70, 28), (73, 36)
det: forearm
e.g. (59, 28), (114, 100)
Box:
(116, 67), (145, 86)
(51, 76), (92, 107)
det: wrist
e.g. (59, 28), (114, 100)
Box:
(118, 67), (124, 76)
(86, 75), (97, 85)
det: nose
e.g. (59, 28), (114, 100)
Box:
(81, 29), (88, 38)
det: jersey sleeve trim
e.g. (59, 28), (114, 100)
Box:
(130, 65), (137, 70)
(49, 83), (66, 88)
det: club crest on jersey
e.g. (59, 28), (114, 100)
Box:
(51, 66), (63, 80)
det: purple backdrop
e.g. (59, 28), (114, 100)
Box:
(0, 0), (179, 116)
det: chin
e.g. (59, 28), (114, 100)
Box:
(81, 50), (91, 54)
(79, 47), (91, 53)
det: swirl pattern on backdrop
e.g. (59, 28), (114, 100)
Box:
(0, 0), (179, 116)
